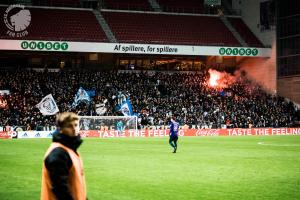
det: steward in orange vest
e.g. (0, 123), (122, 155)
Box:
(41, 112), (87, 200)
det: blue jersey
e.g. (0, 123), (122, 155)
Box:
(170, 121), (179, 136)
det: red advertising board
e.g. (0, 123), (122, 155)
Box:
(0, 131), (11, 139)
(80, 128), (300, 138)
(2, 128), (299, 139)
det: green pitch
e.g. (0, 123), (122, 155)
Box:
(0, 136), (300, 200)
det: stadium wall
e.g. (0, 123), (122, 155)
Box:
(232, 0), (275, 47)
(278, 77), (300, 105)
(237, 41), (276, 93)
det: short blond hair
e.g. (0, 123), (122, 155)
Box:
(56, 112), (79, 128)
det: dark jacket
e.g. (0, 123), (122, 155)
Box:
(44, 131), (83, 200)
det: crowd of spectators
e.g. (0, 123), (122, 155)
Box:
(0, 69), (299, 130)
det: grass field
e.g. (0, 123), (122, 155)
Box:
(0, 136), (300, 200)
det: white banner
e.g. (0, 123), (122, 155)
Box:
(96, 103), (107, 115)
(36, 94), (59, 115)
(0, 90), (10, 95)
(0, 39), (272, 57)
(17, 131), (53, 138)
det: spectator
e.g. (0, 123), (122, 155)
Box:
(0, 69), (299, 129)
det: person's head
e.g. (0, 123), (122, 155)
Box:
(56, 112), (79, 137)
(171, 115), (176, 123)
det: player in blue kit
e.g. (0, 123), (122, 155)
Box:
(116, 120), (125, 135)
(169, 116), (179, 153)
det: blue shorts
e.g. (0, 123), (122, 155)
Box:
(169, 135), (178, 142)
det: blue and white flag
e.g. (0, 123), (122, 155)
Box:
(86, 89), (96, 97)
(118, 99), (134, 116)
(72, 87), (91, 107)
(36, 94), (59, 115)
(117, 91), (127, 105)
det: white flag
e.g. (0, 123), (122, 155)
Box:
(36, 94), (59, 115)
(95, 99), (108, 115)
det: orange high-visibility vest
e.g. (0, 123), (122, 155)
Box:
(41, 142), (86, 200)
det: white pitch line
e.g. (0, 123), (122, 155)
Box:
(258, 142), (300, 147)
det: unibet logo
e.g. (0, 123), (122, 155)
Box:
(21, 41), (69, 51)
(219, 48), (259, 56)
(252, 48), (258, 56)
(225, 48), (232, 55)
(246, 48), (252, 56)
(232, 48), (238, 55)
(219, 48), (226, 55)
(239, 48), (245, 55)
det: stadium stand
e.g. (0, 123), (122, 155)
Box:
(0, 69), (298, 130)
(0, 5), (263, 47)
(0, 7), (108, 42)
(157, 0), (204, 13)
(0, 2), (287, 131)
(103, 0), (152, 11)
(101, 11), (240, 46)
(228, 17), (264, 47)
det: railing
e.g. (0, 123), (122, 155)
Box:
(101, 3), (151, 11)
(0, 125), (56, 132)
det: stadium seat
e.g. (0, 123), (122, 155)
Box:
(101, 11), (240, 46)
(228, 17), (264, 47)
(0, 7), (108, 42)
